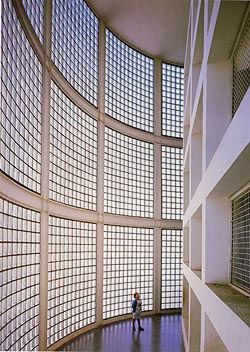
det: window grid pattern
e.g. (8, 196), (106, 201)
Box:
(0, 199), (40, 351)
(231, 189), (250, 295)
(22, 0), (44, 42)
(50, 82), (98, 210)
(103, 225), (154, 319)
(161, 229), (183, 309)
(104, 128), (154, 217)
(232, 14), (250, 116)
(162, 146), (183, 220)
(1, 0), (42, 193)
(51, 0), (99, 106)
(162, 63), (184, 138)
(105, 30), (154, 132)
(48, 217), (97, 347)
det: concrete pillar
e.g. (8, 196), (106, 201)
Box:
(200, 308), (228, 352)
(182, 275), (190, 349)
(183, 224), (190, 265)
(96, 20), (106, 325)
(204, 60), (231, 170)
(183, 151), (190, 212)
(39, 1), (52, 350)
(202, 198), (230, 283)
(153, 227), (162, 313)
(190, 210), (202, 271)
(153, 58), (162, 313)
(190, 132), (202, 197)
(188, 287), (201, 352)
(190, 94), (203, 197)
(154, 58), (162, 137)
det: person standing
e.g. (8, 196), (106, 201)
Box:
(132, 292), (144, 332)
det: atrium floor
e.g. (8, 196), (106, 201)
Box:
(61, 313), (185, 352)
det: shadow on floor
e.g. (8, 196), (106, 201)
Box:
(60, 314), (185, 352)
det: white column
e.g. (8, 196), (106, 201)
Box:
(153, 227), (162, 313)
(39, 208), (49, 351)
(39, 1), (52, 350)
(183, 224), (190, 265)
(200, 308), (228, 352)
(202, 198), (230, 283)
(182, 275), (189, 349)
(204, 60), (231, 169)
(190, 92), (203, 197)
(189, 212), (202, 271)
(154, 58), (162, 137)
(153, 59), (162, 313)
(184, 149), (190, 213)
(188, 287), (201, 352)
(96, 20), (106, 326)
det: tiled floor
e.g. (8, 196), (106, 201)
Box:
(61, 314), (185, 352)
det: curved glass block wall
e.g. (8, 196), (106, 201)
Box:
(47, 217), (96, 346)
(162, 63), (184, 138)
(50, 82), (98, 210)
(104, 128), (154, 217)
(1, 0), (42, 193)
(51, 0), (99, 106)
(22, 0), (44, 42)
(161, 229), (183, 309)
(162, 146), (183, 220)
(103, 225), (154, 319)
(0, 199), (40, 351)
(0, 0), (184, 350)
(105, 30), (154, 132)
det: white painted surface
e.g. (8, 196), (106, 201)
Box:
(87, 0), (190, 64)
(183, 264), (250, 352)
(183, 0), (250, 351)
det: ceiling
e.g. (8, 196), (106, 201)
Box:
(87, 0), (191, 65)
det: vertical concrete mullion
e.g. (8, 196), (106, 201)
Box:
(154, 59), (162, 138)
(39, 208), (49, 351)
(153, 59), (162, 313)
(96, 20), (106, 326)
(39, 1), (52, 350)
(200, 307), (206, 352)
(153, 227), (162, 313)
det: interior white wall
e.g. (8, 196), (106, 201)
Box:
(200, 309), (228, 352)
(204, 60), (231, 169)
(202, 198), (230, 283)
(183, 0), (250, 351)
(183, 265), (250, 352)
(190, 211), (202, 271)
(188, 287), (201, 351)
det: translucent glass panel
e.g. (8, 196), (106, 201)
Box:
(162, 63), (184, 138)
(0, 199), (40, 351)
(51, 0), (98, 106)
(162, 146), (183, 220)
(104, 128), (154, 217)
(48, 217), (97, 347)
(103, 225), (154, 319)
(1, 0), (42, 193)
(105, 30), (154, 132)
(231, 188), (250, 294)
(232, 14), (250, 116)
(161, 229), (183, 309)
(22, 0), (44, 42)
(50, 82), (98, 210)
